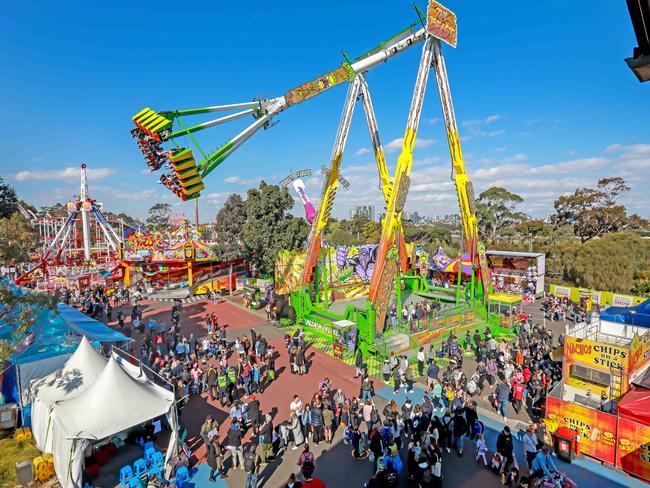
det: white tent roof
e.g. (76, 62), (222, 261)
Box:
(31, 336), (107, 404)
(53, 356), (174, 440)
(31, 336), (107, 452)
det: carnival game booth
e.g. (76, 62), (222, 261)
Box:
(486, 250), (545, 302)
(30, 336), (107, 454)
(50, 356), (178, 488)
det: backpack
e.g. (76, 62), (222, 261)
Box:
(473, 420), (484, 436)
(244, 451), (255, 472)
(381, 426), (394, 447)
(371, 408), (380, 423)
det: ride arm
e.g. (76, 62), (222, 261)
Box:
(368, 36), (436, 333)
(430, 39), (490, 300)
(300, 77), (362, 286)
(358, 75), (410, 272)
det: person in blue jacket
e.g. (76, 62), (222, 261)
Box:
(523, 445), (559, 487)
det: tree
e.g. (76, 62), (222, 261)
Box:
(555, 232), (650, 291)
(213, 194), (247, 260)
(242, 182), (309, 275)
(476, 187), (525, 242)
(553, 177), (645, 243)
(0, 177), (18, 219)
(0, 214), (39, 263)
(146, 203), (172, 230)
(362, 220), (381, 244)
(39, 203), (68, 218)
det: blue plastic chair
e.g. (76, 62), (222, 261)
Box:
(144, 447), (156, 466)
(133, 458), (147, 478)
(128, 478), (140, 488)
(152, 451), (164, 470)
(143, 441), (154, 456)
(175, 466), (189, 488)
(119, 465), (133, 486)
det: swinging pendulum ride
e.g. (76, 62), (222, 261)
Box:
(130, 1), (491, 356)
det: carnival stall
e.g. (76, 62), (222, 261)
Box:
(486, 250), (545, 302)
(487, 292), (523, 329)
(544, 315), (650, 480)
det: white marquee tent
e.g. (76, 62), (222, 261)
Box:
(30, 336), (107, 453)
(51, 356), (177, 488)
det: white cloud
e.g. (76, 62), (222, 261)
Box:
(385, 137), (435, 153)
(424, 117), (438, 125)
(224, 175), (257, 185)
(606, 143), (650, 157)
(354, 147), (370, 156)
(413, 156), (441, 167)
(15, 166), (115, 182)
(506, 153), (528, 162)
(462, 114), (502, 127)
(495, 147), (507, 152)
(346, 163), (376, 174)
(530, 157), (608, 175)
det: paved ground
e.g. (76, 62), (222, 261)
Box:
(103, 295), (642, 488)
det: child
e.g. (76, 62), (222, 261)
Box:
(475, 433), (488, 466)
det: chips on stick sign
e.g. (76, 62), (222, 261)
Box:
(427, 0), (458, 48)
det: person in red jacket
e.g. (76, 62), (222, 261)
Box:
(512, 380), (526, 415)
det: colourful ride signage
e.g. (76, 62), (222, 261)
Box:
(427, 0), (457, 48)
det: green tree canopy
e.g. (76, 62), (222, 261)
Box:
(476, 187), (525, 242)
(554, 177), (646, 243)
(241, 182), (309, 275)
(146, 203), (172, 230)
(213, 194), (247, 260)
(555, 232), (650, 292)
(0, 214), (39, 263)
(0, 177), (18, 219)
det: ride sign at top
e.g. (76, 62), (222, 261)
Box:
(427, 0), (457, 48)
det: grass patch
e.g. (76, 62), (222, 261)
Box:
(0, 436), (40, 488)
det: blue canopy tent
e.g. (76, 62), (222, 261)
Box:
(2, 302), (129, 418)
(600, 298), (650, 327)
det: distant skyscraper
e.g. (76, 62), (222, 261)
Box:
(349, 205), (376, 221)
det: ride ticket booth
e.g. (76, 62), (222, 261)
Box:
(243, 285), (264, 309)
(332, 319), (356, 360)
(488, 293), (523, 329)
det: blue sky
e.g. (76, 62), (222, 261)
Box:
(1, 0), (648, 222)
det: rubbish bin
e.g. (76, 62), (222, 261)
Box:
(554, 427), (578, 463)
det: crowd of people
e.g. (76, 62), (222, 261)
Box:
(54, 279), (576, 488)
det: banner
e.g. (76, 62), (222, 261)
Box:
(613, 294), (635, 307)
(591, 291), (602, 306)
(553, 285), (571, 298)
(545, 396), (617, 464)
(564, 336), (629, 371)
(617, 417), (650, 481)
(563, 336), (629, 396)
(629, 332), (650, 374)
(426, 0), (457, 47)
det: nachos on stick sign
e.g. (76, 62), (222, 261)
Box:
(427, 0), (457, 48)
